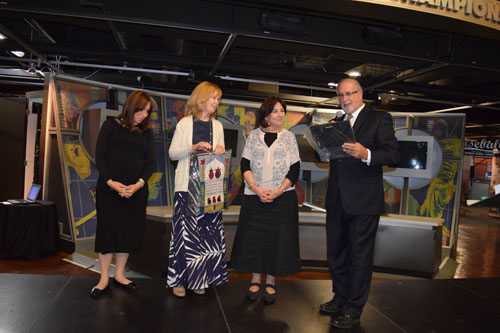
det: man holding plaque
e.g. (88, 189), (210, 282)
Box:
(320, 78), (399, 328)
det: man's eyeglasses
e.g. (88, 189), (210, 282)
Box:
(337, 90), (358, 99)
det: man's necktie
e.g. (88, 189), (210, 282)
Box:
(346, 114), (353, 126)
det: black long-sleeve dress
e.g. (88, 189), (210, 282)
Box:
(94, 118), (156, 254)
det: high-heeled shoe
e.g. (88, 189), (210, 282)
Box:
(90, 285), (108, 299)
(247, 282), (261, 301)
(173, 286), (186, 298)
(112, 277), (137, 291)
(264, 283), (276, 304)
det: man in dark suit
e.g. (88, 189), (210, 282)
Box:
(320, 78), (399, 328)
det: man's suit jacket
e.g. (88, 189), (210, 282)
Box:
(327, 107), (399, 215)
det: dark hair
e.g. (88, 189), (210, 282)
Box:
(118, 90), (153, 133)
(258, 96), (287, 128)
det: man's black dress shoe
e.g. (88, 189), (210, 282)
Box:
(331, 313), (360, 328)
(264, 284), (276, 304)
(319, 299), (343, 315)
(90, 286), (108, 299)
(247, 282), (261, 301)
(112, 277), (138, 291)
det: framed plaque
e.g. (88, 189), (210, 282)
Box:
(187, 150), (231, 216)
(303, 121), (356, 161)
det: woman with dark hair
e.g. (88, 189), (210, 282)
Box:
(166, 81), (228, 297)
(231, 96), (301, 304)
(91, 90), (156, 298)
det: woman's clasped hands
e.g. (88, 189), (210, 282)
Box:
(254, 187), (282, 203)
(107, 180), (141, 199)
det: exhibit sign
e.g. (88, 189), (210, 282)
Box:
(464, 138), (500, 157)
(187, 151), (231, 216)
(353, 0), (500, 32)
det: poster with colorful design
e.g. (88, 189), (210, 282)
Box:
(187, 151), (231, 216)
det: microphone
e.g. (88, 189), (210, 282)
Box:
(328, 110), (344, 122)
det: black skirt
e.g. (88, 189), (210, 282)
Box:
(231, 190), (301, 276)
(95, 189), (148, 254)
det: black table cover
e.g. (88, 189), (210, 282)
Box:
(469, 192), (500, 208)
(0, 201), (59, 259)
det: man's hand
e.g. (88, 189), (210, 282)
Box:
(342, 142), (368, 160)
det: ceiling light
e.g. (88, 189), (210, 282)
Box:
(11, 50), (25, 57)
(0, 32), (7, 40)
(347, 70), (361, 77)
(328, 82), (337, 88)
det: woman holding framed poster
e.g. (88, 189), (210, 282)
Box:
(166, 81), (228, 297)
(231, 96), (301, 304)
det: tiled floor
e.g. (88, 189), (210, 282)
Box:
(1, 205), (500, 332)
(1, 274), (499, 332)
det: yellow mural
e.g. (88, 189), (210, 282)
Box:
(64, 143), (91, 179)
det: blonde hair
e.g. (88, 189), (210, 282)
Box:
(184, 81), (222, 120)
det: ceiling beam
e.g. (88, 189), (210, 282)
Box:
(210, 33), (237, 77)
(3, 1), (500, 73)
(365, 62), (450, 90)
(24, 18), (57, 44)
(378, 93), (500, 111)
(107, 21), (127, 50)
(0, 22), (62, 74)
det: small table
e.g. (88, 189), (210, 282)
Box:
(468, 193), (500, 207)
(0, 201), (59, 259)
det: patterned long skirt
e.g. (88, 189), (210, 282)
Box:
(166, 191), (228, 289)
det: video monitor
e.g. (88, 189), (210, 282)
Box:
(218, 118), (245, 169)
(224, 128), (239, 158)
(396, 141), (428, 170)
(384, 135), (434, 179)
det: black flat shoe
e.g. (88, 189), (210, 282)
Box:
(247, 282), (261, 301)
(264, 283), (276, 304)
(112, 277), (138, 291)
(90, 285), (108, 299)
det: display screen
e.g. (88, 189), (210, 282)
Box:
(392, 140), (428, 170)
(223, 128), (238, 158)
(27, 184), (41, 200)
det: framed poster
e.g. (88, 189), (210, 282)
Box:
(187, 150), (231, 216)
(303, 121), (356, 161)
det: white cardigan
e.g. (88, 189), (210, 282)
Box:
(169, 115), (225, 192)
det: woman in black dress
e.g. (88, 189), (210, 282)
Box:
(91, 90), (156, 298)
(231, 97), (301, 304)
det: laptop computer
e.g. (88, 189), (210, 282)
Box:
(8, 184), (41, 204)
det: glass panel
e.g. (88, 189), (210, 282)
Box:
(62, 134), (98, 239)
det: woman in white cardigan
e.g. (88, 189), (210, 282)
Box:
(166, 81), (228, 297)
